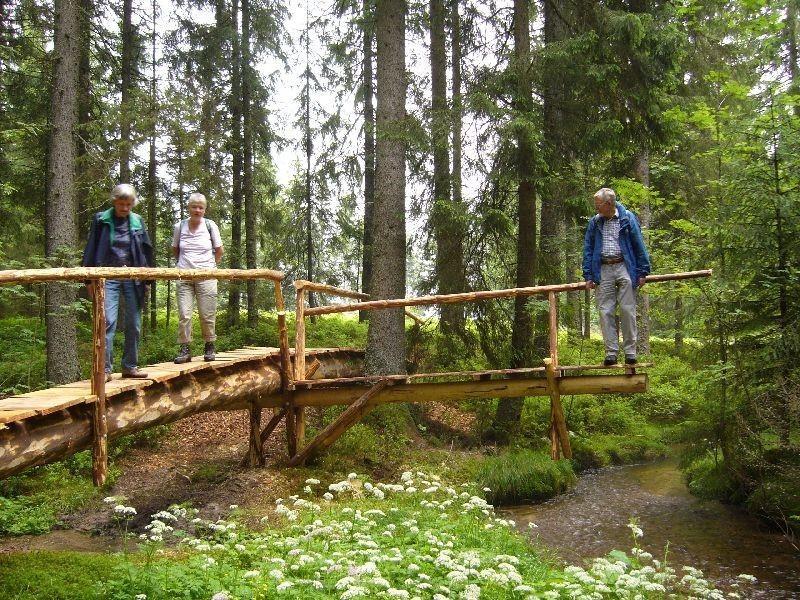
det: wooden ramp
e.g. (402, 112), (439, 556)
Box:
(0, 347), (280, 428)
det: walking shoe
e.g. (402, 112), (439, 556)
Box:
(625, 355), (638, 365)
(105, 372), (113, 383)
(174, 344), (192, 364)
(603, 355), (618, 366)
(204, 341), (216, 362)
(121, 368), (149, 379)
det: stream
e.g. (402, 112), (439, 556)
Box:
(507, 458), (800, 598)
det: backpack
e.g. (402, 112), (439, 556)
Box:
(176, 218), (214, 253)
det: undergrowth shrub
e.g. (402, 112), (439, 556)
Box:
(476, 450), (576, 505)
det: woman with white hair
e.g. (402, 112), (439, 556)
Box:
(172, 192), (223, 363)
(82, 183), (154, 380)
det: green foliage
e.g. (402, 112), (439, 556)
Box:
(476, 450), (577, 506)
(570, 434), (668, 472)
(683, 454), (738, 501)
(0, 463), (97, 536)
(0, 551), (114, 600)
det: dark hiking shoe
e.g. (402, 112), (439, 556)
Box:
(121, 368), (149, 379)
(174, 344), (192, 364)
(625, 355), (638, 365)
(204, 342), (216, 362)
(603, 355), (618, 366)
(105, 372), (113, 383)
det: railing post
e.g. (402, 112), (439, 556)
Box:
(544, 357), (572, 460)
(91, 279), (108, 486)
(292, 287), (307, 454)
(548, 291), (558, 368)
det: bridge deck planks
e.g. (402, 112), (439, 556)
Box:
(0, 347), (280, 425)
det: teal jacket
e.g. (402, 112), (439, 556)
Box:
(82, 208), (154, 302)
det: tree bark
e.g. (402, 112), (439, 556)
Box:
(534, 0), (568, 356)
(304, 7), (316, 312)
(633, 148), (651, 355)
(120, 0), (133, 182)
(228, 0), (242, 326)
(674, 295), (683, 352)
(242, 0), (257, 328)
(360, 0), (375, 322)
(76, 0), (92, 241)
(366, 0), (407, 375)
(46, 0), (81, 385)
(430, 0), (465, 336)
(147, 0), (157, 331)
(493, 0), (536, 437)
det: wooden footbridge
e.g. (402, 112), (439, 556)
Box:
(0, 267), (711, 485)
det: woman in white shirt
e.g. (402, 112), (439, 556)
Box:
(172, 193), (224, 362)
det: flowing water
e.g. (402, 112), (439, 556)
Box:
(507, 458), (800, 598)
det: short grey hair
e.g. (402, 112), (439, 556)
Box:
(593, 187), (616, 205)
(111, 183), (138, 206)
(188, 192), (207, 208)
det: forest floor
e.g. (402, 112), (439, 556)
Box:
(0, 401), (475, 553)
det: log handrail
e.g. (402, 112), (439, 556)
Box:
(303, 270), (712, 317)
(0, 266), (285, 284)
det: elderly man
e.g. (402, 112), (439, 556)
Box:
(583, 187), (651, 366)
(172, 192), (224, 363)
(82, 183), (154, 380)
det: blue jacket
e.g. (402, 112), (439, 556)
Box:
(582, 201), (651, 288)
(82, 208), (154, 304)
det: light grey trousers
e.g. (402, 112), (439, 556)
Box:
(596, 262), (637, 357)
(176, 279), (218, 344)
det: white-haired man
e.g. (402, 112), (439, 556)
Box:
(172, 192), (224, 363)
(82, 183), (154, 379)
(582, 187), (651, 366)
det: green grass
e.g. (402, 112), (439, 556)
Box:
(0, 551), (116, 599)
(474, 450), (577, 506)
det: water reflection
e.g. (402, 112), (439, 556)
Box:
(506, 458), (800, 599)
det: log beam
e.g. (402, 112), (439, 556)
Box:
(0, 350), (363, 479)
(289, 374), (647, 408)
(288, 380), (391, 467)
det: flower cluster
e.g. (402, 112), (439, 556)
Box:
(106, 471), (757, 600)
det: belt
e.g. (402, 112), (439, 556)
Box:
(601, 256), (624, 265)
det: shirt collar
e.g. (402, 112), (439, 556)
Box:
(598, 207), (619, 220)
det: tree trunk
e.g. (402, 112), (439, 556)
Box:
(674, 295), (683, 352)
(366, 0), (407, 376)
(493, 0), (535, 437)
(242, 0), (257, 328)
(228, 0), (242, 326)
(534, 0), (568, 356)
(46, 0), (81, 385)
(120, 0), (133, 182)
(360, 0), (375, 322)
(633, 148), (651, 355)
(147, 0), (157, 331)
(788, 0), (799, 115)
(76, 0), (92, 241)
(430, 0), (465, 336)
(304, 8), (316, 312)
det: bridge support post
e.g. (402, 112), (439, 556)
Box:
(544, 358), (571, 460)
(291, 286), (307, 456)
(248, 394), (264, 467)
(288, 379), (390, 467)
(91, 279), (108, 486)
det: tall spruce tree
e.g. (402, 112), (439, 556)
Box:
(45, 0), (81, 385)
(366, 0), (407, 375)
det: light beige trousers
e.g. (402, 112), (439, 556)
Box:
(176, 279), (218, 344)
